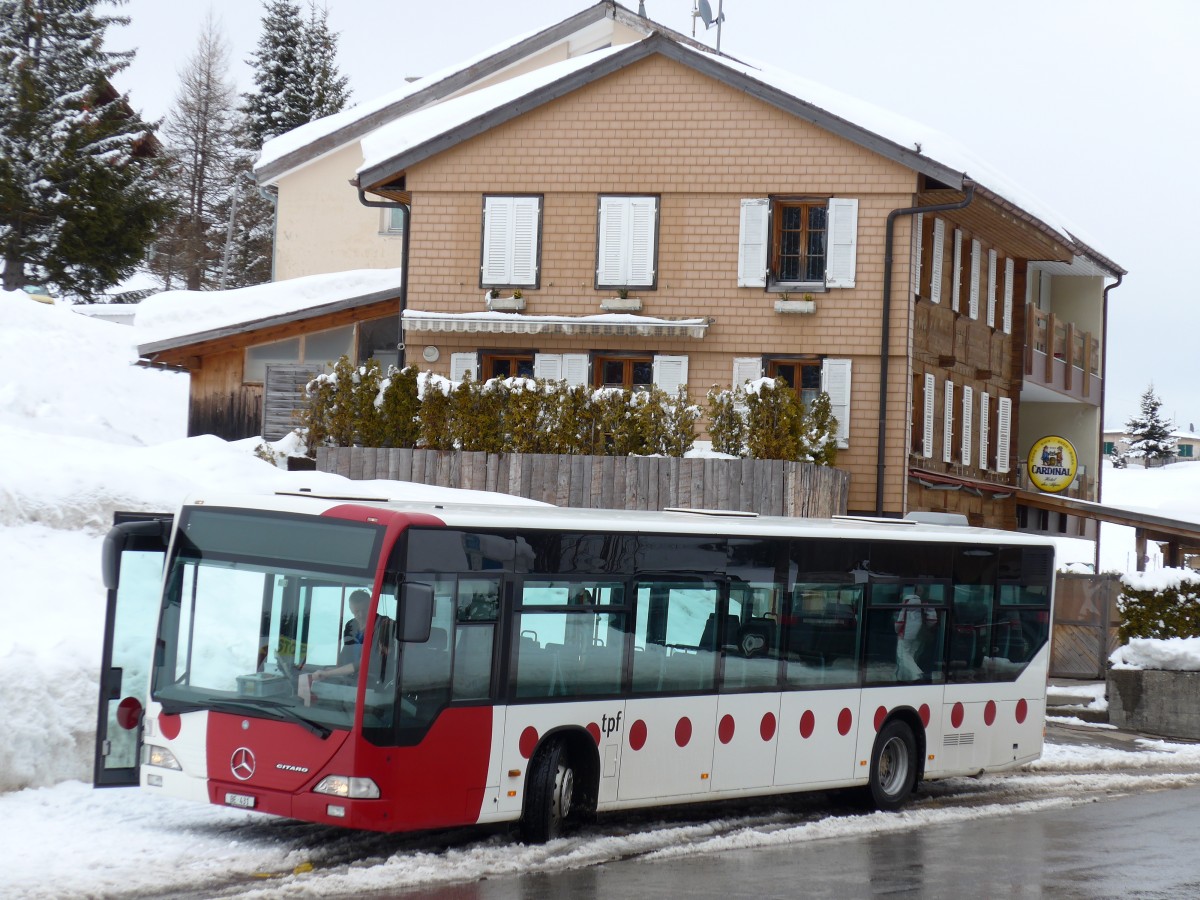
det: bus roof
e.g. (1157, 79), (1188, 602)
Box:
(180, 489), (1059, 550)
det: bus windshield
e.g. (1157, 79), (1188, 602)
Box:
(151, 507), (386, 733)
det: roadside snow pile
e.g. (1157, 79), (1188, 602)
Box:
(1110, 637), (1200, 671)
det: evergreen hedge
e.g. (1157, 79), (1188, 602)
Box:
(300, 357), (705, 458)
(705, 379), (839, 464)
(1117, 570), (1200, 642)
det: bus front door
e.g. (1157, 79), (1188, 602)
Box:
(93, 512), (173, 788)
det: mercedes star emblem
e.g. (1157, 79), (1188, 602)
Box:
(230, 747), (256, 781)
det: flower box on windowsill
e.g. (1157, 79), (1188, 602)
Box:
(600, 296), (642, 312)
(774, 298), (816, 314)
(485, 293), (526, 311)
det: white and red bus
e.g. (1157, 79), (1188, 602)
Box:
(95, 493), (1055, 842)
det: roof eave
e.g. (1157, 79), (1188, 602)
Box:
(136, 286), (402, 357)
(359, 33), (967, 195)
(257, 2), (623, 185)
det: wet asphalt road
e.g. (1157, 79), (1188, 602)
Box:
(367, 783), (1200, 900)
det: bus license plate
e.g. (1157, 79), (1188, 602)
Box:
(225, 792), (256, 809)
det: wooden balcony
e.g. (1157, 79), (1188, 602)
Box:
(1024, 305), (1101, 404)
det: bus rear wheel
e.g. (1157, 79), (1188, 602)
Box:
(867, 719), (917, 811)
(521, 739), (575, 843)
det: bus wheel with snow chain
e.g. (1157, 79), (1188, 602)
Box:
(867, 719), (917, 811)
(521, 739), (575, 843)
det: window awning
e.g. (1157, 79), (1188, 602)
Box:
(403, 310), (710, 339)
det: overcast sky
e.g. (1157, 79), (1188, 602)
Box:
(108, 0), (1200, 429)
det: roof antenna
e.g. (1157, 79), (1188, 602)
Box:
(692, 0), (726, 52)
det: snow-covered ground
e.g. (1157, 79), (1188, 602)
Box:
(4, 293), (1200, 897)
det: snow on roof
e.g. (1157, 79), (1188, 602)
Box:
(134, 268), (403, 348)
(359, 45), (628, 177)
(357, 33), (1106, 261)
(254, 15), (572, 179)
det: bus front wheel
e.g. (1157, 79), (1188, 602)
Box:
(867, 719), (917, 811)
(521, 739), (575, 843)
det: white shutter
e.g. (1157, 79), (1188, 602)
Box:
(737, 199), (770, 287)
(510, 197), (539, 285)
(596, 197), (626, 286)
(969, 238), (981, 320)
(562, 353), (589, 387)
(979, 391), (991, 470)
(942, 380), (955, 464)
(910, 212), (923, 295)
(597, 196), (656, 287)
(961, 385), (973, 466)
(450, 352), (477, 383)
(628, 197), (657, 286)
(922, 373), (936, 459)
(951, 228), (963, 312)
(533, 353), (563, 382)
(732, 357), (762, 386)
(1002, 257), (1015, 334)
(481, 196), (514, 284)
(652, 355), (688, 395)
(997, 396), (1012, 473)
(822, 358), (852, 449)
(986, 248), (998, 328)
(825, 198), (858, 288)
(482, 196), (539, 286)
(930, 218), (945, 303)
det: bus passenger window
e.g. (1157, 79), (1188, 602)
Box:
(631, 580), (719, 694)
(784, 585), (862, 688)
(722, 583), (784, 692)
(863, 593), (944, 685)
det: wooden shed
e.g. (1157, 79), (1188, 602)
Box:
(137, 276), (404, 441)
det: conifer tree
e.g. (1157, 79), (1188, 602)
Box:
(302, 2), (349, 121)
(153, 14), (238, 291)
(0, 0), (171, 298)
(242, 0), (309, 147)
(1125, 385), (1178, 466)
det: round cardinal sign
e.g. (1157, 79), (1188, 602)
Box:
(1027, 435), (1078, 493)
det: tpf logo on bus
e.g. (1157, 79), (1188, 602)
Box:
(600, 711), (623, 738)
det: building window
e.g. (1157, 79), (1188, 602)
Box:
(482, 352), (535, 380)
(244, 323), (355, 383)
(1103, 441), (1115, 455)
(595, 354), (653, 390)
(380, 206), (405, 235)
(738, 197), (858, 290)
(1180, 444), (1194, 458)
(596, 195), (658, 290)
(774, 201), (827, 284)
(481, 195), (541, 288)
(767, 358), (822, 407)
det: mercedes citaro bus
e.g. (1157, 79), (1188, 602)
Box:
(96, 491), (1054, 842)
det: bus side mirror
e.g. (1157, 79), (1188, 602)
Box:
(399, 583), (434, 643)
(102, 518), (172, 590)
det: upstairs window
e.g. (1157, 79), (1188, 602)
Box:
(738, 197), (858, 290)
(596, 195), (658, 291)
(480, 195), (541, 289)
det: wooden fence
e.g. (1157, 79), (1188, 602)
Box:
(316, 448), (850, 518)
(1050, 573), (1123, 679)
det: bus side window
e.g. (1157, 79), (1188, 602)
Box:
(784, 585), (862, 688)
(631, 580), (719, 694)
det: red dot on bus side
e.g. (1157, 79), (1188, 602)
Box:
(1016, 698), (1029, 724)
(587, 722), (601, 745)
(838, 708), (853, 736)
(519, 726), (539, 759)
(116, 697), (142, 731)
(799, 710), (815, 739)
(718, 714), (735, 744)
(629, 719), (648, 751)
(760, 712), (777, 741)
(919, 704), (931, 728)
(951, 702), (965, 729)
(984, 700), (997, 726)
(675, 716), (693, 748)
(158, 712), (181, 740)
(873, 705), (888, 732)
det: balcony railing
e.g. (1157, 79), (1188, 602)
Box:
(1025, 306), (1101, 401)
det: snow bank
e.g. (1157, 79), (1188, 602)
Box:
(1110, 637), (1200, 671)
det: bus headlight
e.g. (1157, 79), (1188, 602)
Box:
(313, 775), (380, 799)
(144, 744), (182, 771)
